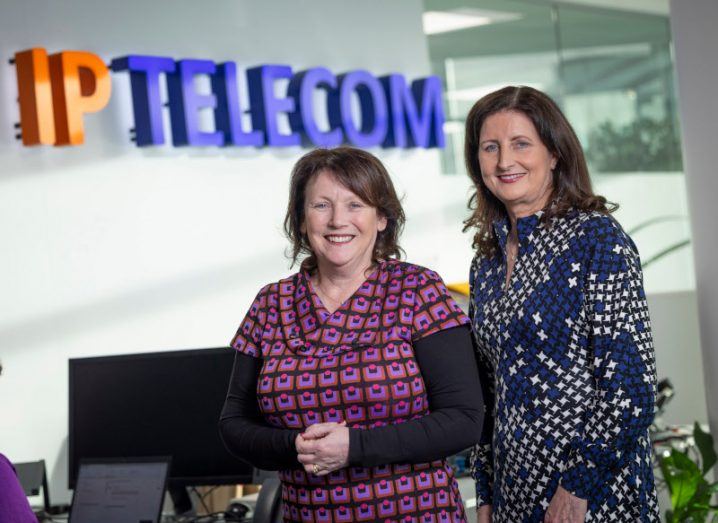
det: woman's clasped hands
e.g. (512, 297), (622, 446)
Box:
(295, 421), (349, 476)
(544, 486), (587, 523)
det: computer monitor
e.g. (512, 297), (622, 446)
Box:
(68, 348), (252, 490)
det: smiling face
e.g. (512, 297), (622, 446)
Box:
(301, 170), (387, 277)
(478, 110), (557, 219)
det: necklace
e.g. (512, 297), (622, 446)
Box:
(314, 282), (343, 312)
(310, 262), (379, 313)
(311, 272), (364, 313)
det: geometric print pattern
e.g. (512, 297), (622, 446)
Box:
(232, 260), (470, 522)
(468, 210), (660, 522)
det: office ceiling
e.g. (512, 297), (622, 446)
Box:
(423, 0), (671, 60)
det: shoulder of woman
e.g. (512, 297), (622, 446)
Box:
(251, 282), (275, 302)
(469, 251), (485, 267)
(245, 278), (286, 312)
(0, 453), (15, 475)
(260, 272), (305, 296)
(576, 211), (641, 265)
(386, 260), (445, 283)
(574, 211), (631, 244)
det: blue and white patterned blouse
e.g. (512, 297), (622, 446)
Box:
(469, 209), (660, 522)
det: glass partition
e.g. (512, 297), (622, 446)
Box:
(425, 0), (693, 292)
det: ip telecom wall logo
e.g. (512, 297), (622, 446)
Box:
(12, 48), (446, 149)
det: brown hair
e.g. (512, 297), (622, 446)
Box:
(463, 85), (615, 257)
(284, 147), (405, 272)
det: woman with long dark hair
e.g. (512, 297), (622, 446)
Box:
(464, 86), (659, 522)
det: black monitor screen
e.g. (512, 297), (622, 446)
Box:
(68, 347), (251, 488)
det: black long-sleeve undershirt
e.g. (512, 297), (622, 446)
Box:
(219, 355), (303, 470)
(219, 325), (484, 471)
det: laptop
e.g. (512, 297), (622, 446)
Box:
(69, 457), (170, 523)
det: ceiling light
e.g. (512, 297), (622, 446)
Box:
(422, 8), (522, 35)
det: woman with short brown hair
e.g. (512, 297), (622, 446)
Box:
(221, 146), (484, 522)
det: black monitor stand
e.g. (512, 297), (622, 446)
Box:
(169, 484), (195, 516)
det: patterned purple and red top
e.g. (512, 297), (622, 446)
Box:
(231, 260), (471, 522)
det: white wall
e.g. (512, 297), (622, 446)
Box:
(669, 0), (718, 443)
(647, 291), (708, 426)
(0, 0), (475, 503)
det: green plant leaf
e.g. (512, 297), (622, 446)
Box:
(682, 481), (718, 521)
(692, 481), (715, 506)
(661, 449), (703, 509)
(694, 422), (718, 475)
(683, 506), (710, 521)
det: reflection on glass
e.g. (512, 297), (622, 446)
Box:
(424, 0), (693, 293)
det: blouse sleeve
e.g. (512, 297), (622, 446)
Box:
(230, 285), (270, 358)
(411, 268), (470, 342)
(467, 258), (496, 508)
(559, 220), (657, 500)
(347, 325), (484, 466)
(219, 352), (302, 470)
(220, 284), (302, 470)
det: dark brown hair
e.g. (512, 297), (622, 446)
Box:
(463, 85), (615, 257)
(284, 146), (405, 272)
